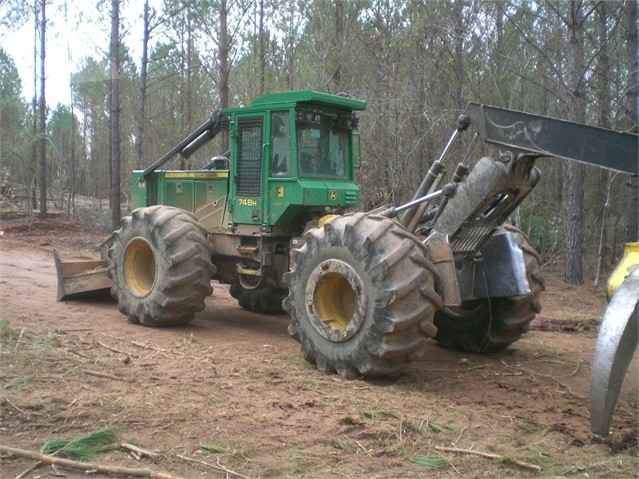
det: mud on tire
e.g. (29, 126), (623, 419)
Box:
(433, 224), (545, 353)
(283, 213), (442, 379)
(229, 284), (286, 314)
(108, 205), (216, 327)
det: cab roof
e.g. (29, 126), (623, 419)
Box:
(224, 90), (366, 114)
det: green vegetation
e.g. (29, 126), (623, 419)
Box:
(36, 332), (62, 349)
(200, 443), (228, 454)
(41, 426), (120, 459)
(411, 456), (448, 470)
(3, 376), (31, 390)
(0, 318), (18, 342)
(360, 409), (399, 419)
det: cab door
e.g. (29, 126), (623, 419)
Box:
(230, 114), (266, 227)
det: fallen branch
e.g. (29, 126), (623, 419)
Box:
(98, 341), (126, 355)
(122, 443), (160, 458)
(176, 453), (253, 479)
(2, 398), (28, 415)
(14, 461), (41, 479)
(435, 446), (541, 471)
(66, 348), (91, 360)
(14, 328), (25, 353)
(83, 370), (128, 381)
(351, 438), (372, 456)
(2, 397), (40, 416)
(521, 367), (584, 399)
(130, 341), (167, 352)
(503, 362), (584, 399)
(0, 445), (185, 479)
(569, 360), (581, 377)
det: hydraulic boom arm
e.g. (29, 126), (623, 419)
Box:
(398, 103), (638, 236)
(464, 103), (638, 175)
(141, 110), (224, 179)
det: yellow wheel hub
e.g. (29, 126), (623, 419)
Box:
(314, 272), (356, 330)
(307, 259), (367, 342)
(123, 237), (157, 297)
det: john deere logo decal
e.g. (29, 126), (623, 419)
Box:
(329, 190), (337, 200)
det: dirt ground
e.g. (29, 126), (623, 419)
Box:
(0, 218), (637, 479)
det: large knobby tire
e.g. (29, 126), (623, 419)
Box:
(433, 225), (545, 353)
(108, 205), (216, 327)
(229, 283), (286, 314)
(283, 213), (442, 379)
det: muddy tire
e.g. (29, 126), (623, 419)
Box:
(108, 205), (215, 327)
(229, 284), (286, 314)
(433, 225), (545, 352)
(283, 213), (442, 379)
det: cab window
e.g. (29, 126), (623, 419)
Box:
(270, 112), (291, 177)
(297, 116), (348, 180)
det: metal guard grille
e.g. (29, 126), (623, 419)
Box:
(236, 117), (263, 196)
(450, 222), (499, 262)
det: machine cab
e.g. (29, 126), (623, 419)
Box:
(130, 91), (366, 235)
(223, 91), (366, 233)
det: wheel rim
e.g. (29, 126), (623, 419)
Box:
(306, 259), (367, 342)
(123, 237), (157, 298)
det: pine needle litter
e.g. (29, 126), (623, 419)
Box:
(411, 456), (448, 470)
(41, 425), (120, 459)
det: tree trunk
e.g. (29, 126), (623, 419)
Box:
(452, 0), (464, 109)
(134, 0), (150, 170)
(259, 0), (265, 95)
(332, 0), (344, 91)
(596, 2), (610, 130)
(563, 0), (585, 285)
(30, 1), (38, 215)
(219, 0), (229, 151)
(495, 0), (505, 99)
(70, 101), (76, 219)
(451, 0), (465, 159)
(285, 1), (296, 90)
(38, 0), (47, 220)
(89, 101), (98, 198)
(625, 0), (638, 242)
(594, 2), (611, 280)
(185, 16), (192, 139)
(110, 0), (121, 230)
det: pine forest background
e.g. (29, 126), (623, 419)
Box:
(0, 0), (637, 287)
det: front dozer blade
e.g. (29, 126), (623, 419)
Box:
(53, 250), (112, 301)
(590, 268), (639, 441)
